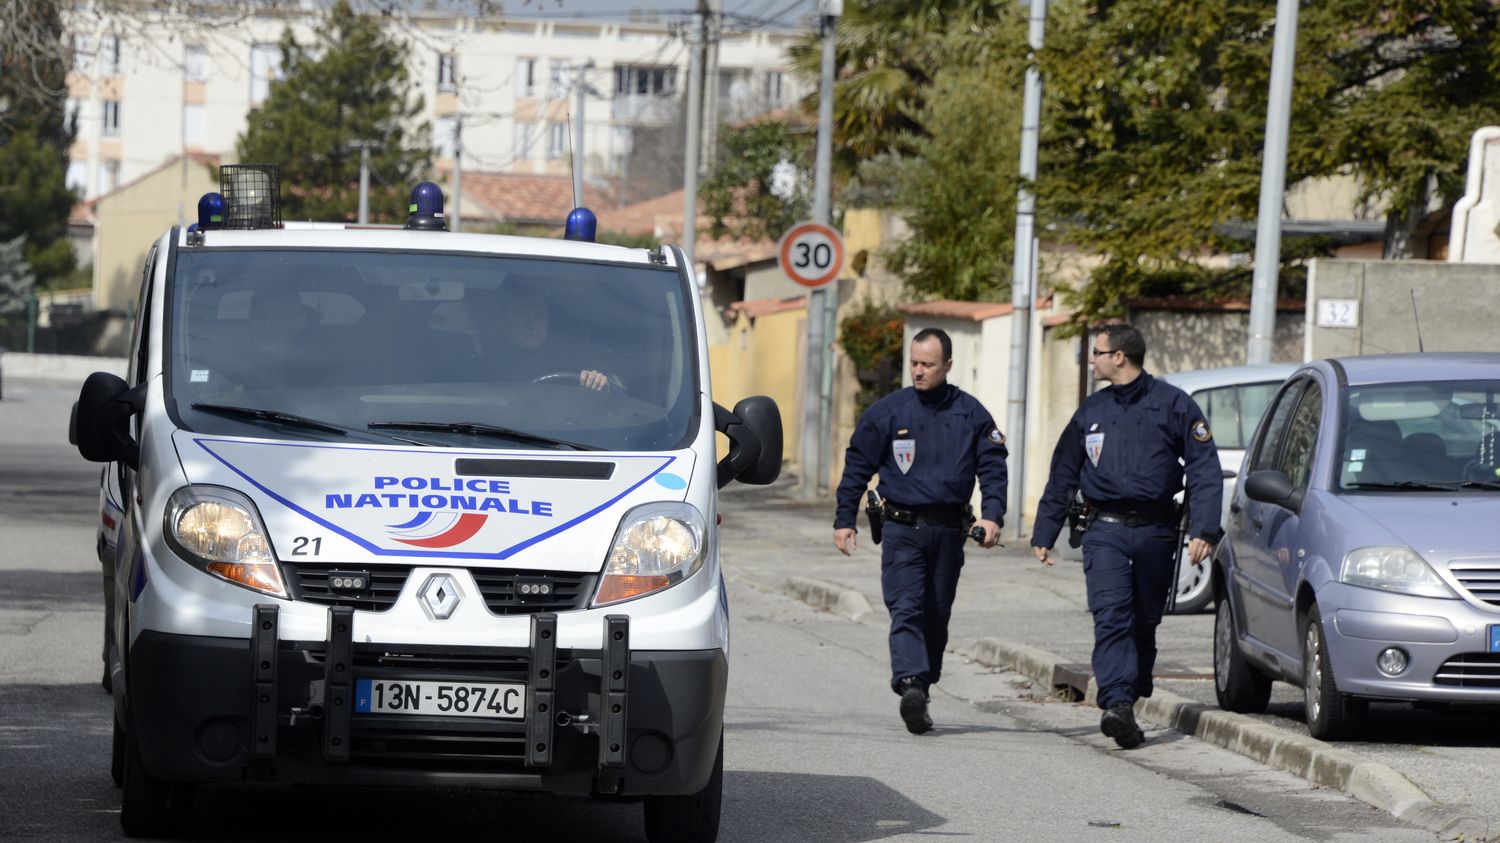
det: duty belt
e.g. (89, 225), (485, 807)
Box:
(1088, 504), (1178, 528)
(884, 504), (967, 527)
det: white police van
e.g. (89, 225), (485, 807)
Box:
(71, 171), (781, 841)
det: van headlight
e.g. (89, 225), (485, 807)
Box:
(1339, 546), (1456, 599)
(165, 486), (288, 598)
(593, 502), (706, 607)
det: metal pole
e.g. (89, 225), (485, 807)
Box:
(450, 114), (463, 232)
(701, 0), (720, 172)
(573, 63), (588, 208)
(1247, 0), (1299, 365)
(358, 144), (370, 224)
(799, 7), (837, 500)
(1005, 0), (1045, 540)
(682, 13), (704, 271)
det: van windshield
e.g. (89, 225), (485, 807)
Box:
(166, 248), (698, 451)
(1338, 380), (1500, 491)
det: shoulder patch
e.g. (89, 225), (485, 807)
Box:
(1191, 420), (1213, 443)
(986, 425), (1005, 446)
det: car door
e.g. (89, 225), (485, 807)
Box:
(1259, 377), (1324, 659)
(1230, 378), (1305, 655)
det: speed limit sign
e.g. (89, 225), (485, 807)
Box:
(777, 221), (845, 288)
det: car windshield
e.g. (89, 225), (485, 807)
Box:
(166, 248), (697, 451)
(1338, 379), (1500, 492)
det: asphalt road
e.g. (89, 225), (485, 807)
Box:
(0, 379), (1438, 841)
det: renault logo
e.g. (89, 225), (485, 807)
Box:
(418, 573), (463, 620)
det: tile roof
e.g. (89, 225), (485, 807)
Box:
(459, 171), (617, 225)
(726, 295), (807, 320)
(900, 300), (1015, 321)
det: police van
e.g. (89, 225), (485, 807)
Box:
(71, 169), (781, 841)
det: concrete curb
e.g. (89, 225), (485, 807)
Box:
(779, 576), (876, 624)
(965, 636), (1496, 842)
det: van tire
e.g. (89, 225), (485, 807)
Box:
(110, 718), (125, 788)
(1213, 598), (1271, 712)
(120, 716), (191, 838)
(643, 733), (722, 843)
(1303, 604), (1366, 741)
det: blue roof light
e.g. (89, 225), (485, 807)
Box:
(196, 192), (226, 231)
(564, 207), (597, 242)
(405, 181), (447, 231)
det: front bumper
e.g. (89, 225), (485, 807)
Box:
(127, 607), (725, 795)
(1322, 583), (1500, 701)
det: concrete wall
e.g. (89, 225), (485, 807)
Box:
(1128, 308), (1305, 373)
(1306, 259), (1500, 358)
(93, 160), (218, 312)
(707, 306), (805, 466)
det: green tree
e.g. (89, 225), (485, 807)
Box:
(0, 235), (36, 317)
(700, 119), (814, 242)
(236, 0), (431, 223)
(0, 0), (77, 289)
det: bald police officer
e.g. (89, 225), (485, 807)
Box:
(1032, 324), (1222, 749)
(834, 328), (1007, 734)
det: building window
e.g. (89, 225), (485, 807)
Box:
(250, 43), (282, 104)
(514, 121), (535, 160)
(547, 122), (567, 159)
(101, 36), (121, 75)
(765, 71), (784, 106)
(66, 160), (88, 194)
(183, 104), (206, 147)
(548, 63), (568, 100)
(97, 159), (120, 194)
(516, 58), (537, 97)
(184, 44), (208, 83)
(438, 53), (457, 92)
(102, 100), (121, 136)
(435, 115), (458, 158)
(73, 36), (93, 75)
(615, 64), (675, 97)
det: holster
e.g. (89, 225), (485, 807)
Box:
(865, 490), (884, 545)
(1066, 495), (1090, 549)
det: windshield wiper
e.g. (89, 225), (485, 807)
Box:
(1459, 480), (1500, 491)
(368, 420), (599, 451)
(192, 403), (429, 446)
(1345, 480), (1459, 491)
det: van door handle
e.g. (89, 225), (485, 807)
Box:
(1229, 501), (1241, 515)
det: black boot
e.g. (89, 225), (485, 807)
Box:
(896, 677), (933, 735)
(1100, 701), (1145, 749)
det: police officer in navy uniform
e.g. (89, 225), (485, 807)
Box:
(833, 327), (1008, 734)
(1031, 324), (1222, 748)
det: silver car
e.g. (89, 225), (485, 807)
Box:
(1214, 353), (1500, 740)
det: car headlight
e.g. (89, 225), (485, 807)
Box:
(593, 502), (706, 607)
(1339, 546), (1456, 599)
(165, 486), (287, 598)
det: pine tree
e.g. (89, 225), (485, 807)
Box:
(236, 0), (431, 223)
(0, 236), (36, 318)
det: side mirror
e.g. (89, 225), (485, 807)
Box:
(75, 372), (145, 468)
(1243, 469), (1301, 510)
(713, 396), (783, 488)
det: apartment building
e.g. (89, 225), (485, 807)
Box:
(63, 5), (806, 204)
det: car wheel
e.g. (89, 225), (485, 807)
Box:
(1213, 598), (1271, 712)
(1303, 604), (1367, 741)
(1168, 549), (1214, 614)
(120, 714), (192, 838)
(643, 733), (723, 843)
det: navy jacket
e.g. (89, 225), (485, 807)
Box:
(834, 384), (1008, 530)
(1033, 372), (1223, 548)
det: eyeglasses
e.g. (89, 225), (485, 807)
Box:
(1090, 347), (1118, 358)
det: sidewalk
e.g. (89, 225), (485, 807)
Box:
(717, 478), (1499, 841)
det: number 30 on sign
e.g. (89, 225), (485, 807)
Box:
(777, 221), (845, 288)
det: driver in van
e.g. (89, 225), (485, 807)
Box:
(493, 278), (616, 392)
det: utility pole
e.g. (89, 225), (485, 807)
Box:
(347, 140), (377, 224)
(572, 62), (594, 208)
(1005, 0), (1046, 540)
(681, 12), (705, 272)
(1247, 0), (1300, 365)
(450, 114), (464, 231)
(700, 0), (721, 172)
(798, 1), (839, 500)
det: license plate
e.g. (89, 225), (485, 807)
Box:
(354, 679), (526, 719)
(1490, 626), (1500, 653)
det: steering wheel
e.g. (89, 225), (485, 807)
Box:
(532, 370), (626, 393)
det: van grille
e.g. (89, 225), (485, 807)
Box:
(1448, 559), (1500, 607)
(1433, 653), (1500, 687)
(350, 719), (528, 771)
(284, 562), (596, 615)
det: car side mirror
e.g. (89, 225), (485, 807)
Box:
(74, 372), (145, 469)
(1243, 469), (1302, 510)
(713, 396), (782, 488)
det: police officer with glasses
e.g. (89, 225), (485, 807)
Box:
(1031, 324), (1222, 749)
(833, 328), (1008, 734)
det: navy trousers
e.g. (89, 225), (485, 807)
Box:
(880, 521), (966, 692)
(1081, 519), (1178, 710)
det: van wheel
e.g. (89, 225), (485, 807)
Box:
(120, 717), (192, 838)
(111, 718), (125, 788)
(643, 734), (722, 843)
(1304, 604), (1366, 741)
(1214, 598), (1271, 712)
